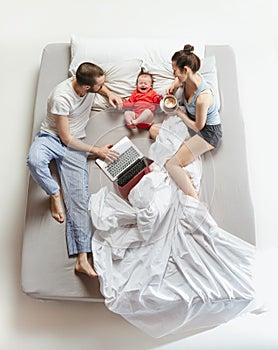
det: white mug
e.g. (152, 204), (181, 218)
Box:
(160, 94), (178, 113)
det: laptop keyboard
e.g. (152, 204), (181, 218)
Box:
(106, 146), (140, 178)
(117, 158), (147, 187)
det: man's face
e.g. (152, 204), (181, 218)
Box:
(90, 75), (105, 92)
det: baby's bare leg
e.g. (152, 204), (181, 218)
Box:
(124, 111), (136, 125)
(134, 109), (154, 124)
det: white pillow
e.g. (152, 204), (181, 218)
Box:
(142, 56), (221, 110)
(141, 60), (173, 96)
(200, 56), (221, 110)
(69, 34), (205, 76)
(70, 34), (147, 75)
(69, 35), (219, 110)
(92, 59), (143, 111)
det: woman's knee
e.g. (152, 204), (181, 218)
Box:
(165, 155), (180, 171)
(149, 123), (161, 139)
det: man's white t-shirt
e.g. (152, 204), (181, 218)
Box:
(41, 77), (94, 138)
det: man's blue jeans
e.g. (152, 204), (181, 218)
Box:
(27, 131), (92, 255)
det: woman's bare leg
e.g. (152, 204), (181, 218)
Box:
(166, 155), (199, 199)
(165, 135), (213, 199)
(149, 123), (162, 140)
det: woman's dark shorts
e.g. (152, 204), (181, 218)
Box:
(198, 124), (222, 148)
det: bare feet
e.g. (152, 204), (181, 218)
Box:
(126, 122), (137, 129)
(50, 191), (64, 223)
(75, 253), (98, 278)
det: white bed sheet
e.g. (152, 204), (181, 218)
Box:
(89, 117), (257, 337)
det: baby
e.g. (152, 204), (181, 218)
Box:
(122, 70), (162, 129)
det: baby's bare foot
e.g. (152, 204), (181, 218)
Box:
(50, 191), (64, 223)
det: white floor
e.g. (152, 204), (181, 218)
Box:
(1, 0), (278, 349)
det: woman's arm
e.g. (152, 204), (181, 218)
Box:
(176, 91), (212, 132)
(54, 115), (118, 161)
(167, 77), (182, 94)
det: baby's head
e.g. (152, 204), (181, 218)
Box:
(136, 70), (153, 94)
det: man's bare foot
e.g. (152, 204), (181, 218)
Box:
(75, 253), (98, 278)
(50, 191), (64, 223)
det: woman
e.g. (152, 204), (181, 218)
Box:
(150, 44), (222, 200)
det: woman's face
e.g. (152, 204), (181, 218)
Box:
(172, 61), (186, 82)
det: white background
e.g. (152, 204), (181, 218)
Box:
(1, 0), (278, 349)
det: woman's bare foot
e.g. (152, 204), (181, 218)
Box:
(75, 253), (98, 278)
(50, 191), (64, 223)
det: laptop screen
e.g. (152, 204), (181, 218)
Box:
(95, 136), (144, 182)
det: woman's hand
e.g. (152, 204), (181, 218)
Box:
(176, 108), (184, 118)
(166, 77), (182, 95)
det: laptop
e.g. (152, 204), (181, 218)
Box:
(95, 136), (151, 198)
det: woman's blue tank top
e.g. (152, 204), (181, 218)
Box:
(183, 74), (221, 125)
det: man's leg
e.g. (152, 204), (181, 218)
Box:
(27, 132), (65, 223)
(50, 190), (64, 223)
(75, 252), (97, 278)
(57, 147), (97, 277)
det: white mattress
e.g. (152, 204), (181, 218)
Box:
(21, 42), (256, 304)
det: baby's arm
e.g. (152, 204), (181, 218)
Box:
(122, 99), (134, 109)
(153, 93), (163, 104)
(122, 89), (137, 109)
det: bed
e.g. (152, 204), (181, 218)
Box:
(21, 36), (257, 336)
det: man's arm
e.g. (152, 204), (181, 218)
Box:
(98, 85), (123, 109)
(54, 115), (118, 161)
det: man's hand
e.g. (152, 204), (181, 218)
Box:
(99, 85), (123, 109)
(94, 144), (119, 162)
(108, 92), (123, 109)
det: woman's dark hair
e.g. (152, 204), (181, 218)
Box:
(171, 44), (201, 73)
(76, 62), (104, 86)
(136, 68), (154, 86)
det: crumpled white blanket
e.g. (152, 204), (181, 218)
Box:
(89, 116), (256, 338)
(148, 115), (202, 193)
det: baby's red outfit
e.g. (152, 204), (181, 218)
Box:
(123, 89), (162, 128)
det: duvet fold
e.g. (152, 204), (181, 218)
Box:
(89, 116), (256, 338)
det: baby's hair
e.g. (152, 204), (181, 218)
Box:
(171, 44), (200, 73)
(136, 68), (154, 86)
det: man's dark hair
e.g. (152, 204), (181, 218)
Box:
(76, 62), (104, 87)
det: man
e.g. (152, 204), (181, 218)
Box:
(27, 62), (122, 277)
